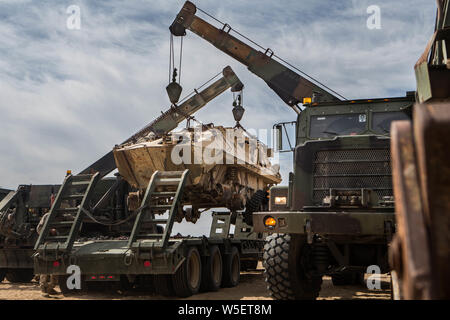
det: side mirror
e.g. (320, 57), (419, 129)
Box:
(275, 124), (283, 152)
(273, 121), (296, 153)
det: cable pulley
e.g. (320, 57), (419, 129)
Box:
(166, 34), (184, 104)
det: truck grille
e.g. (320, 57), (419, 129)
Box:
(312, 149), (392, 205)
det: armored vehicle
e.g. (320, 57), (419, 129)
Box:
(170, 1), (416, 299)
(114, 124), (281, 222)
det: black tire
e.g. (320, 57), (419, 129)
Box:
(201, 245), (223, 292)
(264, 233), (322, 300)
(240, 259), (258, 271)
(154, 274), (175, 296)
(0, 269), (6, 282)
(172, 246), (202, 297)
(222, 246), (240, 287)
(331, 272), (356, 286)
(5, 269), (34, 283)
(243, 190), (266, 226)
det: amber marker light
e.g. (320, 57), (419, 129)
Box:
(303, 97), (312, 105)
(264, 216), (277, 229)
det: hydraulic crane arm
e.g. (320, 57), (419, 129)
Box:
(170, 1), (341, 110)
(80, 66), (243, 178)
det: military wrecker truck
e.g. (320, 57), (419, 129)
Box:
(32, 67), (270, 297)
(255, 96), (413, 299)
(170, 1), (415, 299)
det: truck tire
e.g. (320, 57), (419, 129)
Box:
(0, 269), (6, 282)
(5, 269), (34, 283)
(154, 275), (175, 297)
(222, 246), (240, 287)
(201, 245), (223, 292)
(241, 259), (258, 271)
(172, 246), (202, 297)
(264, 234), (322, 300)
(243, 190), (266, 226)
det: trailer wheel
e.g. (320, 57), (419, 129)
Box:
(154, 275), (175, 296)
(0, 269), (6, 282)
(201, 245), (223, 292)
(264, 233), (322, 300)
(172, 246), (202, 297)
(5, 269), (34, 283)
(222, 246), (240, 287)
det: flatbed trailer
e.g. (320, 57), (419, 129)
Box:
(34, 212), (263, 297)
(34, 170), (264, 297)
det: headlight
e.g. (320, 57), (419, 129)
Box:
(274, 196), (287, 205)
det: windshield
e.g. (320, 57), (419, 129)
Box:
(309, 114), (367, 138)
(371, 111), (410, 134)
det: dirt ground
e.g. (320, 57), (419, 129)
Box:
(0, 265), (391, 300)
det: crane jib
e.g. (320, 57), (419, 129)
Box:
(170, 1), (342, 106)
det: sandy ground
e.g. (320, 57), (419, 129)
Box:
(0, 266), (391, 300)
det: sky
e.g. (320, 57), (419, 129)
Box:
(0, 0), (437, 234)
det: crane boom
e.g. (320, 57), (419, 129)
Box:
(80, 66), (243, 178)
(170, 1), (341, 109)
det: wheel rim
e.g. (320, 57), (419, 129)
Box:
(187, 251), (201, 289)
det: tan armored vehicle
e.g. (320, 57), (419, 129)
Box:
(114, 124), (281, 222)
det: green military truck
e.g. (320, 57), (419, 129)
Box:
(0, 184), (59, 283)
(170, 1), (415, 299)
(0, 180), (125, 283)
(253, 95), (413, 299)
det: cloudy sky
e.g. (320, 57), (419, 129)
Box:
(0, 1), (436, 233)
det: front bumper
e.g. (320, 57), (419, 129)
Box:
(253, 211), (394, 236)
